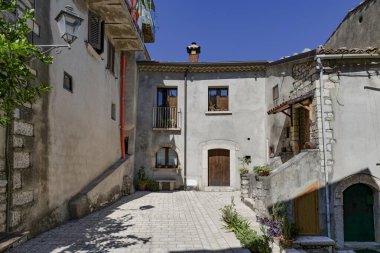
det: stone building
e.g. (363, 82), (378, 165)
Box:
(0, 0), (155, 239)
(135, 0), (380, 248)
(0, 0), (379, 249)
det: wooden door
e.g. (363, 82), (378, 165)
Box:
(298, 107), (310, 150)
(294, 185), (320, 235)
(344, 184), (375, 241)
(208, 149), (230, 186)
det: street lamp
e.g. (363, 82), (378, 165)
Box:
(36, 5), (83, 49)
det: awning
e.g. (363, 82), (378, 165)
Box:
(267, 91), (314, 115)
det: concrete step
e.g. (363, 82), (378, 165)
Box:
(0, 231), (29, 252)
(293, 236), (335, 253)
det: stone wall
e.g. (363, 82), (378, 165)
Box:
(242, 150), (323, 223)
(10, 106), (35, 231)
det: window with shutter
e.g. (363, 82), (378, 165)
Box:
(88, 11), (104, 54)
(106, 39), (115, 74)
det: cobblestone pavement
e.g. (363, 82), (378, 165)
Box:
(9, 191), (259, 253)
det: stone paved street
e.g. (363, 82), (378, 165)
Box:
(8, 191), (258, 253)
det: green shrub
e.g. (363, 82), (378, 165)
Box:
(146, 179), (160, 192)
(253, 166), (272, 176)
(220, 199), (271, 253)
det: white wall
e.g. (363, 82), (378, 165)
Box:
(136, 71), (267, 189)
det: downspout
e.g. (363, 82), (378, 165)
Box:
(184, 66), (190, 190)
(316, 57), (331, 238)
(120, 53), (126, 159)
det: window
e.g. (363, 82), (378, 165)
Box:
(88, 11), (104, 54)
(157, 88), (177, 107)
(106, 39), (115, 74)
(111, 103), (116, 120)
(208, 88), (228, 111)
(63, 72), (73, 92)
(273, 85), (279, 101)
(156, 147), (178, 168)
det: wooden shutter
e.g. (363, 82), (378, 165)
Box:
(88, 11), (104, 53)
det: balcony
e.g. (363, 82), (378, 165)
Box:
(153, 107), (181, 130)
(88, 0), (156, 51)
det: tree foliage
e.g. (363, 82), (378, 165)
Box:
(0, 0), (52, 126)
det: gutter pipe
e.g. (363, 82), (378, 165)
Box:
(316, 57), (331, 238)
(184, 66), (190, 190)
(120, 53), (126, 159)
(316, 54), (380, 60)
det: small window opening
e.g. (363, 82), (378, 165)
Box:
(273, 85), (279, 101)
(111, 103), (116, 120)
(124, 137), (129, 155)
(359, 15), (363, 23)
(63, 72), (73, 92)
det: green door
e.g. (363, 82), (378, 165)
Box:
(344, 184), (375, 241)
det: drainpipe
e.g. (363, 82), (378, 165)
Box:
(316, 57), (331, 238)
(120, 53), (126, 159)
(184, 66), (190, 190)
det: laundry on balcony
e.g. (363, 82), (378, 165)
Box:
(135, 0), (156, 43)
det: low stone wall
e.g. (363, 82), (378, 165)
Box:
(242, 150), (322, 219)
(69, 158), (134, 219)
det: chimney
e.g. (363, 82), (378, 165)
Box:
(186, 42), (201, 63)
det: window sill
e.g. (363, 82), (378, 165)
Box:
(205, 111), (232, 115)
(153, 128), (181, 131)
(85, 41), (103, 62)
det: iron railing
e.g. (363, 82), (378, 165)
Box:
(153, 107), (180, 129)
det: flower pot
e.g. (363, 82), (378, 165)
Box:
(279, 238), (293, 248)
(136, 183), (146, 191)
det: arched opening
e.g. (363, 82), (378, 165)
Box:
(344, 183), (375, 241)
(208, 149), (230, 186)
(156, 147), (178, 168)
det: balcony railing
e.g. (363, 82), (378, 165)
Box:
(153, 107), (181, 129)
(125, 0), (156, 43)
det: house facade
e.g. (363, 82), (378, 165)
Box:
(0, 0), (156, 236)
(136, 60), (268, 190)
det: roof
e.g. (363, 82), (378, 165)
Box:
(137, 61), (268, 73)
(267, 91), (314, 115)
(325, 0), (377, 45)
(317, 47), (380, 55)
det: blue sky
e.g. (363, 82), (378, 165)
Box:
(145, 0), (362, 62)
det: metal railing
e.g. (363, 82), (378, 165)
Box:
(153, 107), (180, 129)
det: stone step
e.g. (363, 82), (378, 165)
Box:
(0, 231), (29, 252)
(204, 186), (235, 192)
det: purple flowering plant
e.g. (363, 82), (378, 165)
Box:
(256, 215), (282, 238)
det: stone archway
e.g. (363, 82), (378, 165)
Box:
(333, 174), (380, 247)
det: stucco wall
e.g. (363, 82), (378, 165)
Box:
(326, 68), (380, 184)
(325, 0), (380, 49)
(136, 71), (267, 189)
(18, 0), (137, 235)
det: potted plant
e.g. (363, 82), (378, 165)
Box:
(209, 103), (216, 111)
(136, 167), (147, 191)
(271, 203), (299, 248)
(279, 216), (299, 248)
(238, 156), (252, 174)
(254, 165), (272, 177)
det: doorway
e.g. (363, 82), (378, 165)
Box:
(294, 186), (320, 235)
(344, 184), (375, 242)
(208, 149), (230, 186)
